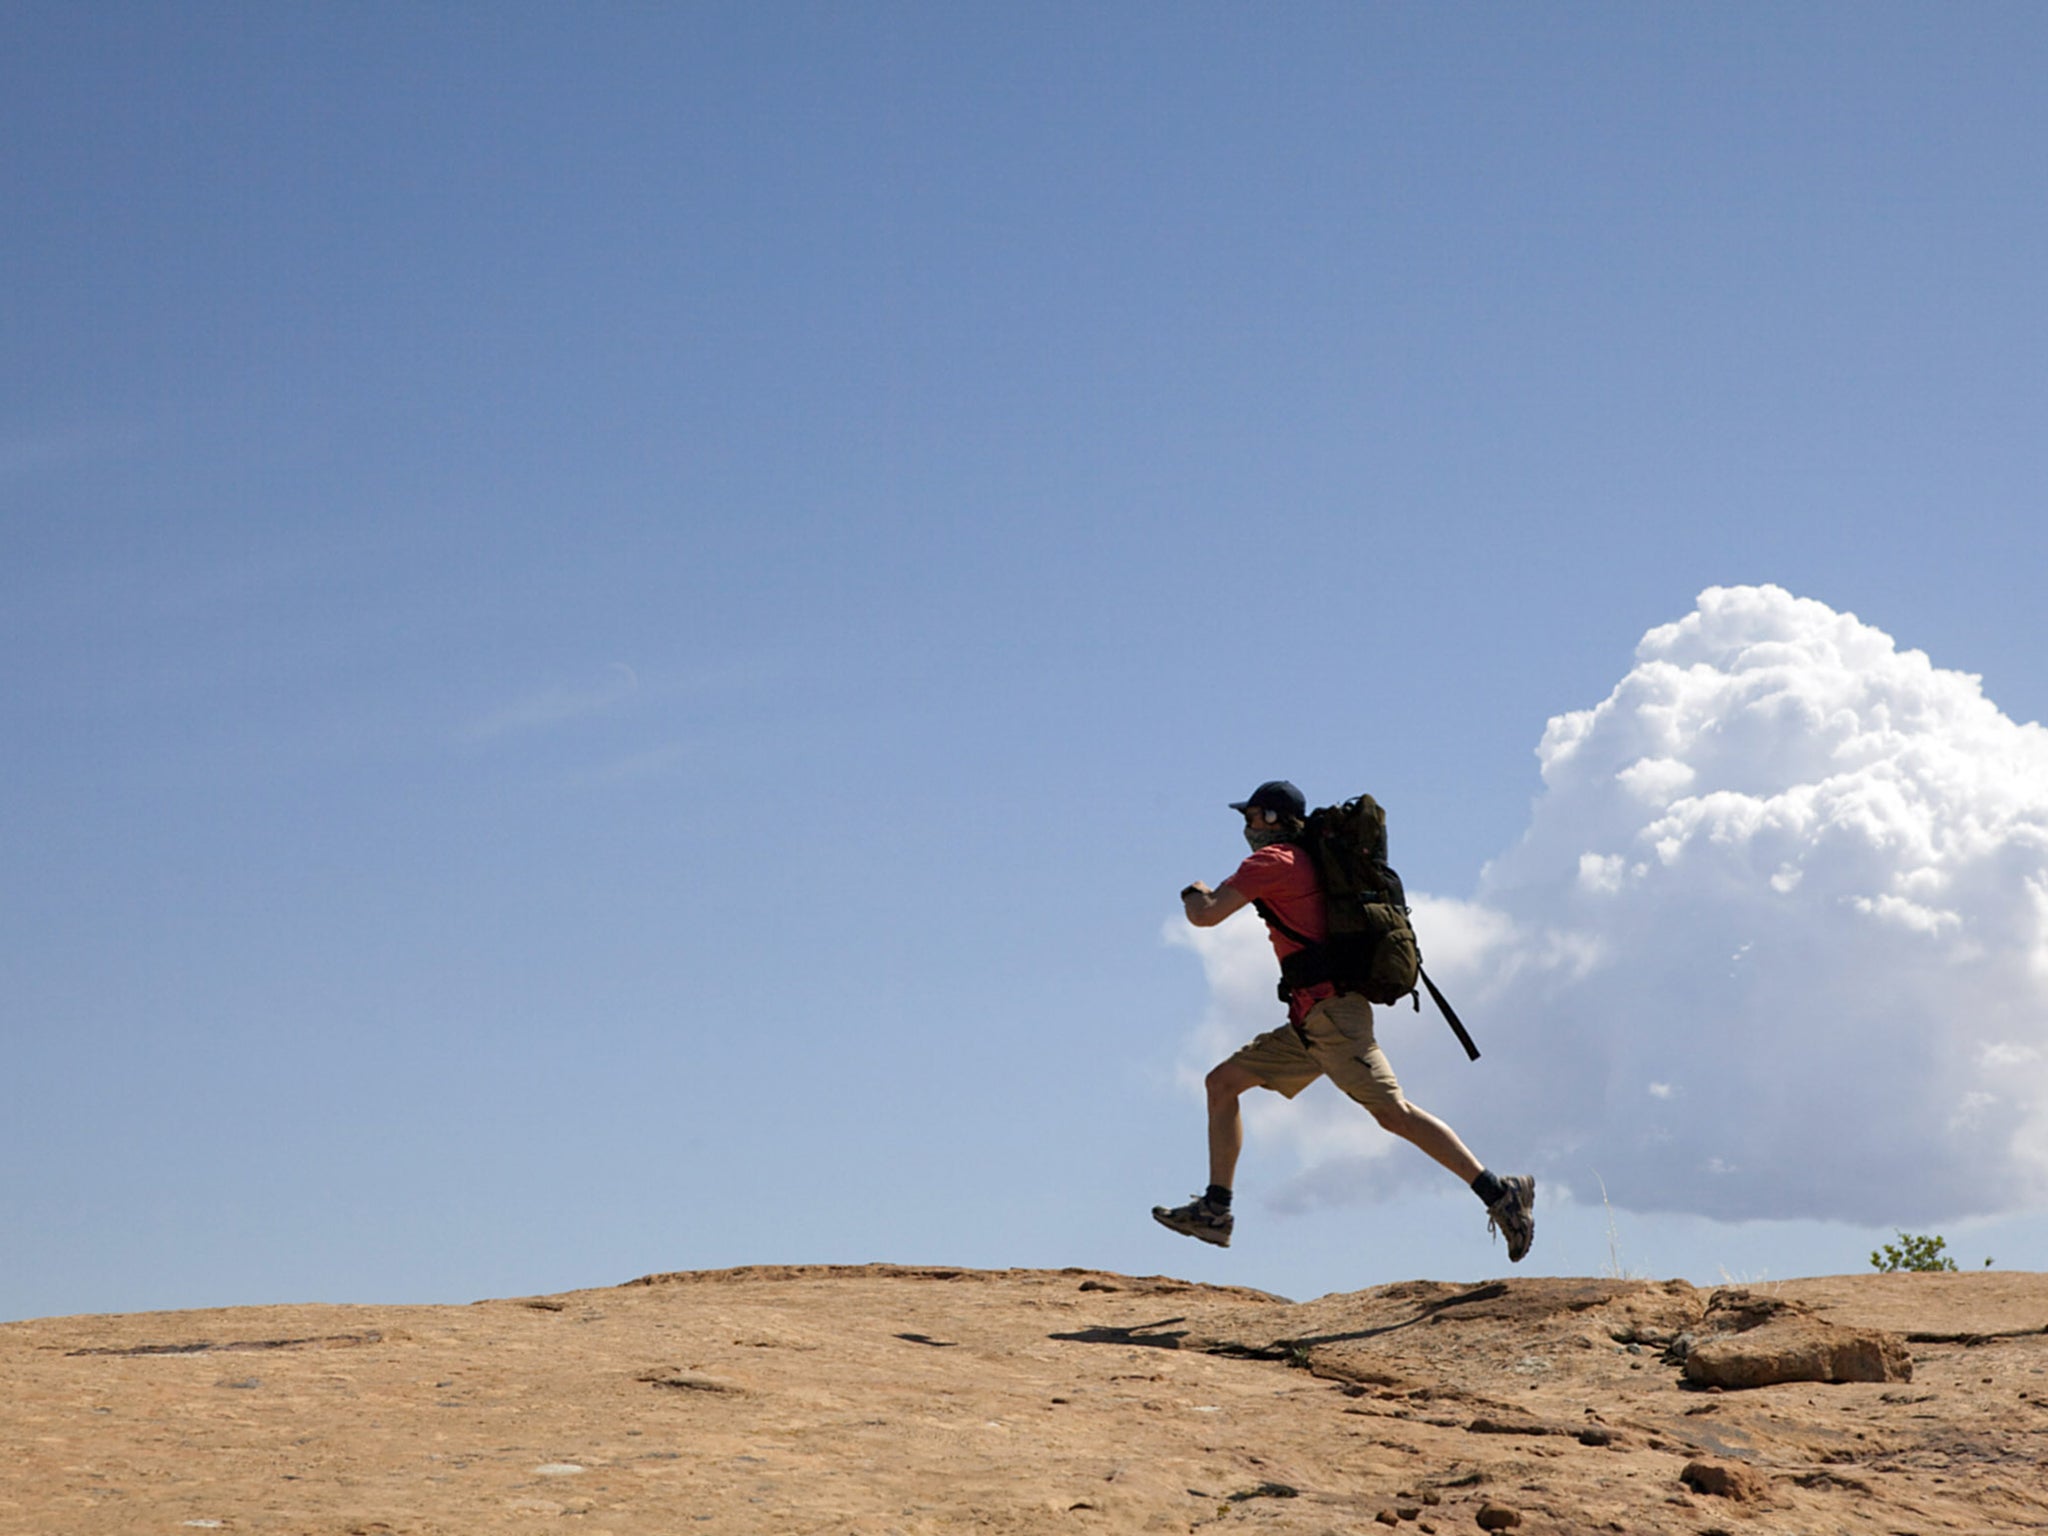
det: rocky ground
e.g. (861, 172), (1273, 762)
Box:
(4, 1265), (2045, 1534)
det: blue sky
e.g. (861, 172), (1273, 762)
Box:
(5, 4), (2046, 1322)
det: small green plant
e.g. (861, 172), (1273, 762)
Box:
(1870, 1231), (1958, 1273)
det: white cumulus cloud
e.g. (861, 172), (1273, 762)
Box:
(1180, 585), (2048, 1227)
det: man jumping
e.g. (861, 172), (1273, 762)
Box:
(1153, 780), (1536, 1262)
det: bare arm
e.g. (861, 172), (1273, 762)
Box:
(1181, 880), (1252, 928)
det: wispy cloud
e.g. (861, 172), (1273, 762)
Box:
(460, 663), (641, 742)
(1178, 585), (2048, 1228)
(568, 742), (694, 787)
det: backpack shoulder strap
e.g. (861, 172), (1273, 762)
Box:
(1251, 897), (1316, 950)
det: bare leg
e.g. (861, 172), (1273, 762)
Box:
(1205, 1061), (1262, 1189)
(1368, 1097), (1484, 1184)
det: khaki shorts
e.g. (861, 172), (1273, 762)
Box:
(1226, 991), (1403, 1110)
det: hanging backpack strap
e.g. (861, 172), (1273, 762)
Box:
(1419, 964), (1481, 1061)
(1258, 899), (1482, 1062)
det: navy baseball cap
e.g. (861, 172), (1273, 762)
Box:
(1229, 780), (1306, 819)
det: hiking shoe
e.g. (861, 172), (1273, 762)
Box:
(1487, 1175), (1536, 1263)
(1152, 1194), (1233, 1248)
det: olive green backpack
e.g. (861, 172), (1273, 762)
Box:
(1262, 793), (1480, 1060)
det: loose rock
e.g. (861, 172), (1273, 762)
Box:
(1680, 1459), (1771, 1502)
(1684, 1319), (1912, 1389)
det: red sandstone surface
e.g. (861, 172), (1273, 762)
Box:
(5, 1266), (2045, 1533)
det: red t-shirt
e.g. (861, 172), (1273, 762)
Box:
(1221, 843), (1335, 1020)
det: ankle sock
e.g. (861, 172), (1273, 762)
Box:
(1205, 1184), (1233, 1210)
(1470, 1170), (1506, 1207)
